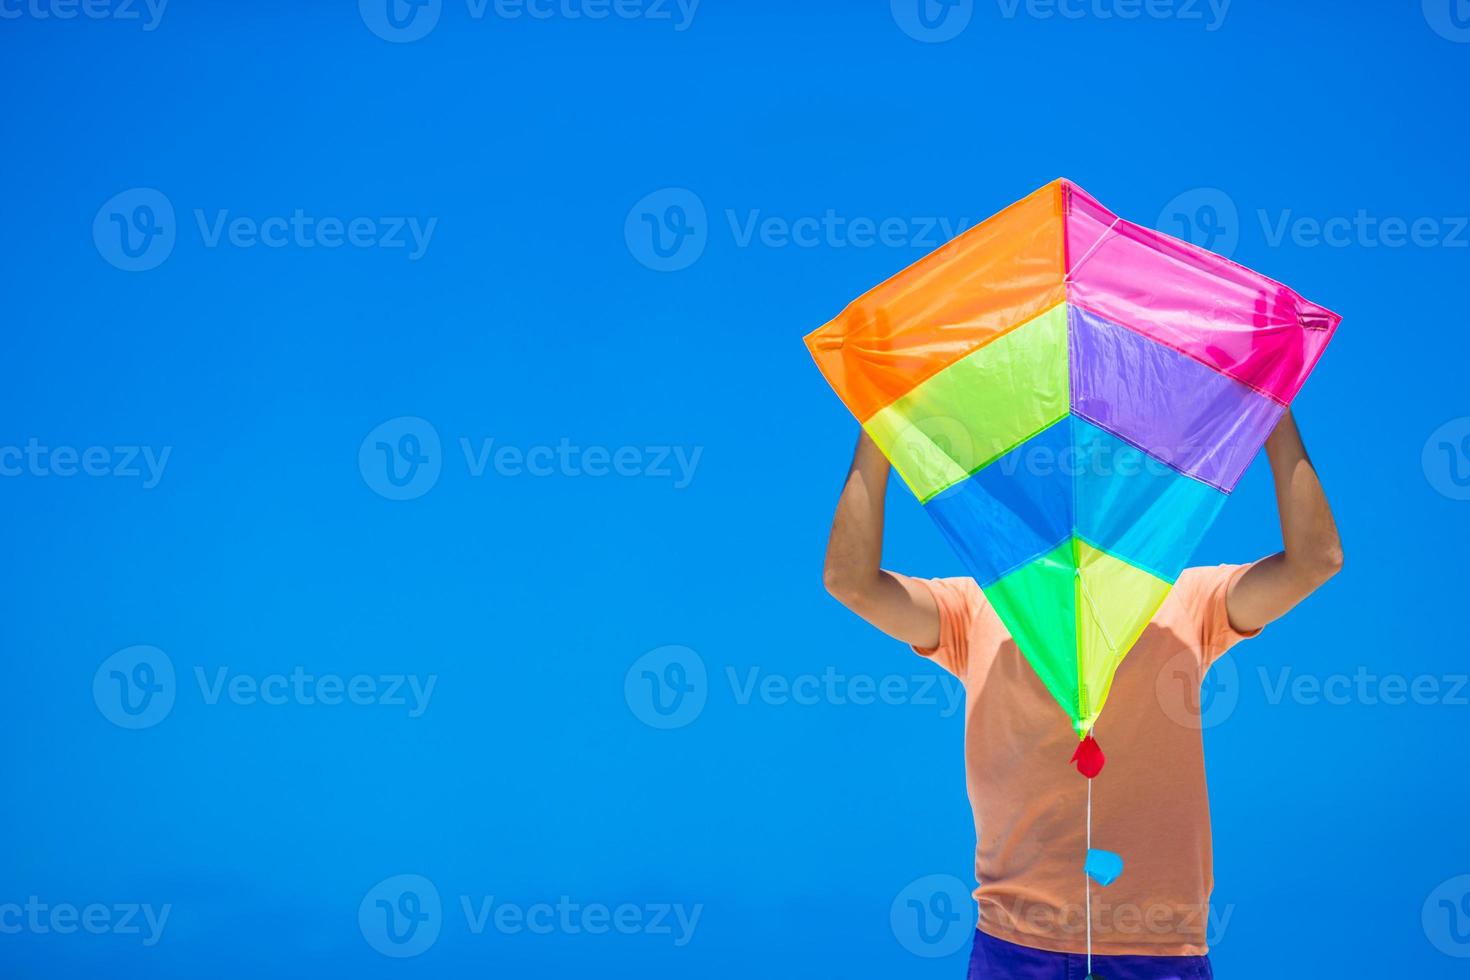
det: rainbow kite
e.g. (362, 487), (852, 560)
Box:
(805, 179), (1338, 973)
(807, 179), (1338, 739)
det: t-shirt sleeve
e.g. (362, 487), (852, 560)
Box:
(899, 575), (979, 679)
(1180, 562), (1265, 666)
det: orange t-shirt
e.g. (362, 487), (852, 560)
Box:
(907, 564), (1259, 957)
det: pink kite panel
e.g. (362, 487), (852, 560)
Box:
(1063, 181), (1340, 405)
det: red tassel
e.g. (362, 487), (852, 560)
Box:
(1071, 735), (1105, 778)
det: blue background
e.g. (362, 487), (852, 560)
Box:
(3, 1), (1469, 976)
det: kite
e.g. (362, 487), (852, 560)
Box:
(805, 179), (1339, 976)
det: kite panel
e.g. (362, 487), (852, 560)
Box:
(866, 303), (1069, 501)
(1069, 305), (1285, 493)
(983, 538), (1080, 724)
(1072, 417), (1229, 583)
(925, 418), (1072, 587)
(806, 182), (1067, 422)
(1063, 180), (1339, 405)
(1074, 540), (1172, 734)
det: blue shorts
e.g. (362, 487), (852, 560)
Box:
(968, 928), (1213, 980)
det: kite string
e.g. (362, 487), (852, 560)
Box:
(1075, 565), (1108, 978)
(1086, 767), (1093, 977)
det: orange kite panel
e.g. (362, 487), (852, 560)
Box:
(804, 180), (1067, 422)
